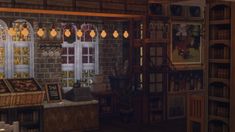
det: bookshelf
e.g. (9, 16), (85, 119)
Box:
(0, 105), (43, 132)
(145, 0), (169, 124)
(206, 2), (235, 132)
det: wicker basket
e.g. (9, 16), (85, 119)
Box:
(0, 93), (13, 107)
(0, 79), (13, 107)
(11, 91), (45, 106)
(4, 78), (45, 107)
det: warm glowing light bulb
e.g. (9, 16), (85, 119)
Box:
(113, 30), (119, 38)
(21, 27), (29, 37)
(101, 30), (107, 38)
(123, 30), (129, 38)
(90, 30), (96, 38)
(8, 27), (16, 36)
(50, 28), (57, 37)
(64, 29), (71, 37)
(77, 29), (83, 38)
(37, 28), (44, 37)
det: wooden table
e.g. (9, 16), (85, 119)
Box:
(43, 100), (99, 132)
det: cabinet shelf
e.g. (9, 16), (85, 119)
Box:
(209, 78), (229, 85)
(209, 19), (231, 25)
(209, 59), (230, 63)
(209, 40), (230, 47)
(209, 115), (229, 124)
(209, 96), (230, 103)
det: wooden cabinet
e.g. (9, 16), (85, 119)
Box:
(91, 91), (117, 118)
(43, 100), (99, 132)
(0, 105), (43, 132)
(187, 95), (205, 132)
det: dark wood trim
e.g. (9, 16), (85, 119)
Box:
(0, 7), (144, 18)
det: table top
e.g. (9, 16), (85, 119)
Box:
(43, 99), (98, 109)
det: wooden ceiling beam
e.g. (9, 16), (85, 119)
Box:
(0, 7), (144, 19)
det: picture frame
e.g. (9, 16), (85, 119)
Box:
(45, 83), (62, 102)
(171, 22), (202, 64)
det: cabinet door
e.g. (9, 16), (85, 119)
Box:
(187, 95), (205, 132)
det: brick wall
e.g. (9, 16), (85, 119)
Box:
(0, 12), (124, 90)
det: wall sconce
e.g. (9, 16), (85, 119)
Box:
(8, 27), (16, 36)
(37, 23), (44, 37)
(21, 22), (29, 37)
(64, 29), (71, 37)
(101, 30), (107, 38)
(113, 30), (119, 38)
(123, 30), (129, 38)
(76, 29), (83, 38)
(50, 24), (57, 38)
(90, 29), (96, 38)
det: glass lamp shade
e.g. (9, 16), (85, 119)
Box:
(76, 29), (83, 38)
(123, 30), (129, 38)
(37, 28), (44, 37)
(101, 30), (107, 38)
(8, 27), (16, 36)
(90, 30), (96, 38)
(113, 30), (119, 38)
(64, 29), (71, 37)
(50, 28), (57, 38)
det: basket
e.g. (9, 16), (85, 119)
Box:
(0, 79), (13, 107)
(5, 78), (45, 107)
(0, 93), (13, 107)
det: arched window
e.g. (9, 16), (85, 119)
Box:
(0, 20), (9, 79)
(61, 23), (99, 92)
(11, 19), (34, 78)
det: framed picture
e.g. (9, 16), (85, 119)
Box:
(45, 83), (62, 102)
(171, 22), (202, 64)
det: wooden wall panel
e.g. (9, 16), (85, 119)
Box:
(77, 1), (100, 8)
(15, 0), (43, 5)
(102, 3), (125, 10)
(47, 0), (73, 7)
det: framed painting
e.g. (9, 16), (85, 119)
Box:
(171, 22), (202, 64)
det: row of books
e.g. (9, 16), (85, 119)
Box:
(169, 75), (202, 92)
(209, 123), (229, 132)
(209, 102), (229, 118)
(210, 29), (230, 40)
(209, 84), (229, 98)
(210, 7), (230, 20)
(210, 46), (230, 59)
(209, 64), (230, 79)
